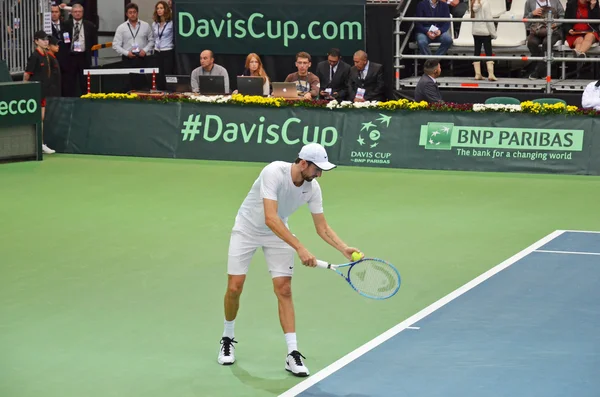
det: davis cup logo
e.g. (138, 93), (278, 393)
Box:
(356, 114), (391, 149)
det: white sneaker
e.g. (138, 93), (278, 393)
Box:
(217, 337), (237, 365)
(42, 144), (55, 154)
(285, 350), (310, 377)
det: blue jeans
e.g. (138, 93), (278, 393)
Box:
(416, 31), (453, 56)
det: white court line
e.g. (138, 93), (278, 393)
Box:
(560, 230), (600, 234)
(535, 250), (600, 256)
(406, 326), (420, 330)
(278, 229), (566, 397)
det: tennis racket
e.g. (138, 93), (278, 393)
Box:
(316, 258), (401, 300)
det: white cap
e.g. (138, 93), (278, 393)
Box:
(298, 143), (337, 171)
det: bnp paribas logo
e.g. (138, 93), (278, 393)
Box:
(422, 122), (453, 150)
(419, 122), (585, 154)
(356, 114), (392, 149)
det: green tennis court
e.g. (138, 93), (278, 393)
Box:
(1, 154), (598, 397)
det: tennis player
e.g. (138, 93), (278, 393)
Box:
(218, 142), (363, 377)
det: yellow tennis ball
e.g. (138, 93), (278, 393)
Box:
(351, 252), (362, 262)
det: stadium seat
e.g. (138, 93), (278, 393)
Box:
(490, 0), (507, 17)
(492, 12), (527, 47)
(452, 12), (475, 47)
(485, 96), (521, 104)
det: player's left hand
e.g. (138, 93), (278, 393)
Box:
(342, 246), (363, 261)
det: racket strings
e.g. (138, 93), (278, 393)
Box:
(348, 260), (400, 298)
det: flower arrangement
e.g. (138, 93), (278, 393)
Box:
(79, 92), (600, 116)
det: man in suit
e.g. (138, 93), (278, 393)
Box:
(414, 59), (443, 103)
(315, 48), (351, 101)
(50, 5), (63, 40)
(60, 3), (97, 97)
(347, 50), (385, 102)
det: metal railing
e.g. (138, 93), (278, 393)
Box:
(1, 0), (51, 76)
(394, 11), (600, 93)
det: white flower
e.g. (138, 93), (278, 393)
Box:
(473, 104), (521, 112)
(326, 100), (340, 110)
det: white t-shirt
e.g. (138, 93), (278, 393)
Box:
(233, 161), (324, 235)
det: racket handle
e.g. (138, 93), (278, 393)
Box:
(316, 260), (330, 269)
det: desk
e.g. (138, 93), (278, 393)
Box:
(0, 81), (42, 162)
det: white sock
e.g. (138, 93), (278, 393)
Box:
(223, 319), (235, 339)
(285, 333), (298, 354)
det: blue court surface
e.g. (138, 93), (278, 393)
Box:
(280, 230), (600, 397)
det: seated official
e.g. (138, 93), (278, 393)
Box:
(347, 50), (385, 102)
(190, 49), (230, 94)
(582, 80), (600, 110)
(239, 52), (270, 96)
(414, 59), (443, 103)
(284, 51), (320, 100)
(315, 48), (351, 101)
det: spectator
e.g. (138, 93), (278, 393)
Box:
(563, 0), (600, 58)
(414, 58), (443, 103)
(60, 3), (97, 97)
(113, 2), (154, 68)
(284, 52), (320, 100)
(524, 0), (564, 80)
(471, 0), (497, 81)
(315, 48), (351, 101)
(442, 0), (469, 37)
(415, 0), (454, 56)
(152, 1), (174, 90)
(347, 50), (385, 102)
(190, 49), (230, 94)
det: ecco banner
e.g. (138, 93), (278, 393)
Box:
(174, 0), (366, 55)
(0, 81), (41, 128)
(44, 99), (600, 176)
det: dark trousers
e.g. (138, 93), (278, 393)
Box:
(120, 55), (153, 92)
(154, 49), (175, 90)
(527, 30), (562, 74)
(62, 52), (89, 97)
(473, 35), (493, 57)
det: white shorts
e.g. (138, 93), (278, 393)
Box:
(227, 229), (295, 278)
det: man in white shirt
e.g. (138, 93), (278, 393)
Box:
(218, 143), (363, 377)
(582, 80), (600, 110)
(112, 3), (154, 65)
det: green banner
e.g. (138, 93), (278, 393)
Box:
(0, 81), (42, 162)
(0, 81), (41, 128)
(175, 0), (365, 55)
(44, 98), (600, 176)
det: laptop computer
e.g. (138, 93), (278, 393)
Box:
(237, 76), (265, 96)
(271, 82), (299, 99)
(165, 75), (192, 92)
(198, 75), (226, 95)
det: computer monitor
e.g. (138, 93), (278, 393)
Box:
(198, 75), (226, 95)
(237, 76), (265, 96)
(165, 75), (192, 93)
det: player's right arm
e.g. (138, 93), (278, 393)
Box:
(263, 199), (317, 267)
